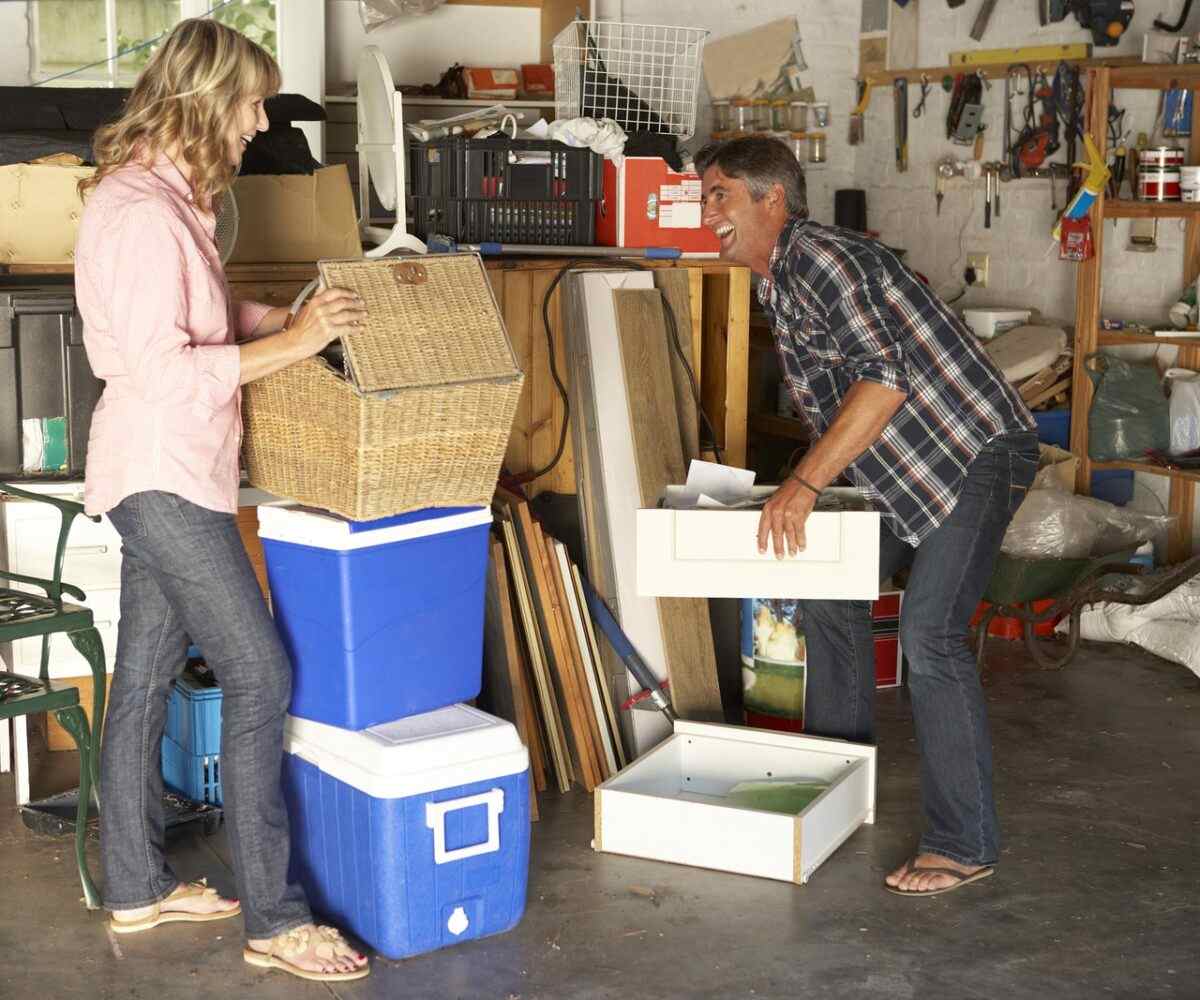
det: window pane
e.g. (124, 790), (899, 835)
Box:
(36, 0), (107, 82)
(211, 0), (276, 57)
(117, 0), (182, 77)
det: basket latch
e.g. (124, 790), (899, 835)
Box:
(391, 261), (428, 286)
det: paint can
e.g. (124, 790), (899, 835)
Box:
(1138, 145), (1185, 170)
(1138, 169), (1181, 201)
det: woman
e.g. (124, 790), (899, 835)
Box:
(75, 19), (369, 983)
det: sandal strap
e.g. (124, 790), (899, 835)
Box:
(167, 878), (219, 902)
(267, 925), (358, 963)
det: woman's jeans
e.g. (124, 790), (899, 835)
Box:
(800, 431), (1039, 867)
(100, 490), (311, 938)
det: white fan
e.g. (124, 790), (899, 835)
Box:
(214, 188), (239, 265)
(356, 45), (427, 256)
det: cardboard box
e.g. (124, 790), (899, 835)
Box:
(594, 720), (876, 885)
(0, 161), (94, 266)
(636, 505), (881, 600)
(596, 158), (720, 252)
(228, 164), (361, 263)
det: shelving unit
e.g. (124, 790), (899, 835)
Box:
(1072, 65), (1200, 562)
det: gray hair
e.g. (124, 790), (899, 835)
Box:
(694, 136), (808, 218)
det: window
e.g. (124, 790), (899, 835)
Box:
(32, 0), (276, 88)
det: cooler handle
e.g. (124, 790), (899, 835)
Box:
(425, 788), (505, 865)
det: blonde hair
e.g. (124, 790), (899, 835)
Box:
(80, 18), (280, 210)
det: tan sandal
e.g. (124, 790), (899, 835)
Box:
(109, 879), (241, 934)
(243, 925), (369, 983)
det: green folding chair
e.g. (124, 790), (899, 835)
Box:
(0, 483), (106, 909)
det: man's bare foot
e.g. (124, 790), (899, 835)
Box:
(885, 853), (992, 894)
(246, 924), (368, 980)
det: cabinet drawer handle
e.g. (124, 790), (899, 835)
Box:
(67, 545), (109, 555)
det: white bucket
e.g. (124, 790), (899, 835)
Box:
(1182, 165), (1200, 203)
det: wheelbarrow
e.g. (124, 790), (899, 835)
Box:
(974, 550), (1200, 669)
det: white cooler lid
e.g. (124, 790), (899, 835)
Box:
(257, 503), (491, 550)
(283, 704), (528, 798)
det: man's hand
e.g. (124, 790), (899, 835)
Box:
(758, 476), (818, 560)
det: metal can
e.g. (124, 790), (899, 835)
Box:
(1138, 145), (1185, 170)
(1138, 168), (1182, 201)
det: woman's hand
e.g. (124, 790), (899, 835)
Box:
(758, 476), (817, 560)
(287, 288), (367, 357)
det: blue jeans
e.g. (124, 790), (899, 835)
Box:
(100, 491), (311, 938)
(801, 431), (1039, 867)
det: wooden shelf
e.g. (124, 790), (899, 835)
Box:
(1103, 199), (1200, 219)
(864, 55), (1138, 86)
(749, 413), (808, 441)
(1090, 460), (1200, 482)
(1109, 64), (1200, 90)
(1098, 330), (1200, 348)
(324, 93), (552, 108)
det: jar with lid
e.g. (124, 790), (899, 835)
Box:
(752, 98), (772, 132)
(771, 99), (790, 131)
(810, 101), (830, 128)
(808, 131), (827, 164)
(788, 132), (807, 161)
(712, 99), (731, 132)
(789, 100), (809, 131)
(732, 98), (754, 133)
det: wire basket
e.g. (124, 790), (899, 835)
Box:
(553, 20), (709, 140)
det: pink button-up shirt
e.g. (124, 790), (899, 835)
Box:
(75, 156), (271, 516)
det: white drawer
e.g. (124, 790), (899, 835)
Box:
(10, 586), (119, 678)
(7, 507), (122, 591)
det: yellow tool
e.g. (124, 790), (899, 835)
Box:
(949, 43), (1092, 66)
(1051, 132), (1111, 242)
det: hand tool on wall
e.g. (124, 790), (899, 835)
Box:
(1040, 1), (1134, 46)
(984, 164), (993, 228)
(894, 78), (909, 172)
(850, 80), (871, 146)
(947, 72), (985, 146)
(579, 577), (677, 723)
(970, 0), (999, 41)
(913, 74), (930, 117)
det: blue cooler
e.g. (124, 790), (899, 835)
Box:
(282, 704), (531, 960)
(258, 503), (493, 730)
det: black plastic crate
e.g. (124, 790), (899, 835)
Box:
(407, 136), (602, 245)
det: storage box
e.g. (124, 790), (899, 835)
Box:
(242, 254), (524, 521)
(0, 161), (94, 266)
(165, 672), (222, 757)
(408, 136), (602, 246)
(258, 503), (493, 730)
(596, 158), (720, 252)
(227, 165), (361, 263)
(637, 505), (881, 600)
(282, 704), (530, 960)
(162, 735), (222, 806)
(594, 720), (875, 884)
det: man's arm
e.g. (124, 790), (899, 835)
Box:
(758, 380), (906, 558)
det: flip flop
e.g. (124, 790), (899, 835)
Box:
(109, 879), (241, 934)
(244, 925), (369, 983)
(884, 858), (995, 897)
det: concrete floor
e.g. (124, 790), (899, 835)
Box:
(1, 639), (1197, 1000)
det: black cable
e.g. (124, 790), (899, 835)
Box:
(518, 258), (724, 485)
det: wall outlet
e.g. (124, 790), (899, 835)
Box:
(966, 253), (989, 288)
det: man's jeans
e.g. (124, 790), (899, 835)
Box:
(801, 431), (1039, 867)
(101, 491), (311, 938)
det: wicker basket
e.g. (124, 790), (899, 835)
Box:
(242, 254), (523, 521)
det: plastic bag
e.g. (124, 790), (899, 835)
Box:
(1001, 488), (1175, 559)
(1085, 353), (1170, 461)
(1164, 367), (1200, 455)
(359, 0), (445, 31)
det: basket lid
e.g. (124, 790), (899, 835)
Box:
(317, 253), (520, 393)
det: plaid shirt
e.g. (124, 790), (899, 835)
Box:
(760, 217), (1034, 545)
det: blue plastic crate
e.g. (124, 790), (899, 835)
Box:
(162, 735), (222, 806)
(1090, 468), (1135, 506)
(1034, 408), (1071, 449)
(165, 673), (222, 757)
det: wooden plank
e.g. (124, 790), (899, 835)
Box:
(570, 559), (627, 771)
(1104, 199), (1200, 219)
(723, 267), (752, 469)
(496, 511), (572, 792)
(484, 536), (546, 798)
(653, 269), (701, 464)
(531, 270), (576, 497)
(702, 273), (731, 457)
(498, 269), (535, 476)
(498, 489), (601, 790)
(612, 288), (723, 722)
(540, 528), (608, 784)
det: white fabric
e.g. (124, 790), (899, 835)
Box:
(545, 117), (628, 164)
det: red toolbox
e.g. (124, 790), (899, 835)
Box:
(596, 157), (720, 252)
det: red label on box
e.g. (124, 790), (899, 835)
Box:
(596, 157), (720, 252)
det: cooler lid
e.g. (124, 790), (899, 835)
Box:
(257, 502), (491, 550)
(316, 254), (522, 394)
(283, 704), (528, 798)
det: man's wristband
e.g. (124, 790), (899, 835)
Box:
(789, 471), (822, 497)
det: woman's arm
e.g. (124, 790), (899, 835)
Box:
(238, 289), (365, 385)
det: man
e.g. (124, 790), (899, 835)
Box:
(697, 136), (1038, 896)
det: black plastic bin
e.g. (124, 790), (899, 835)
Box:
(407, 136), (603, 245)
